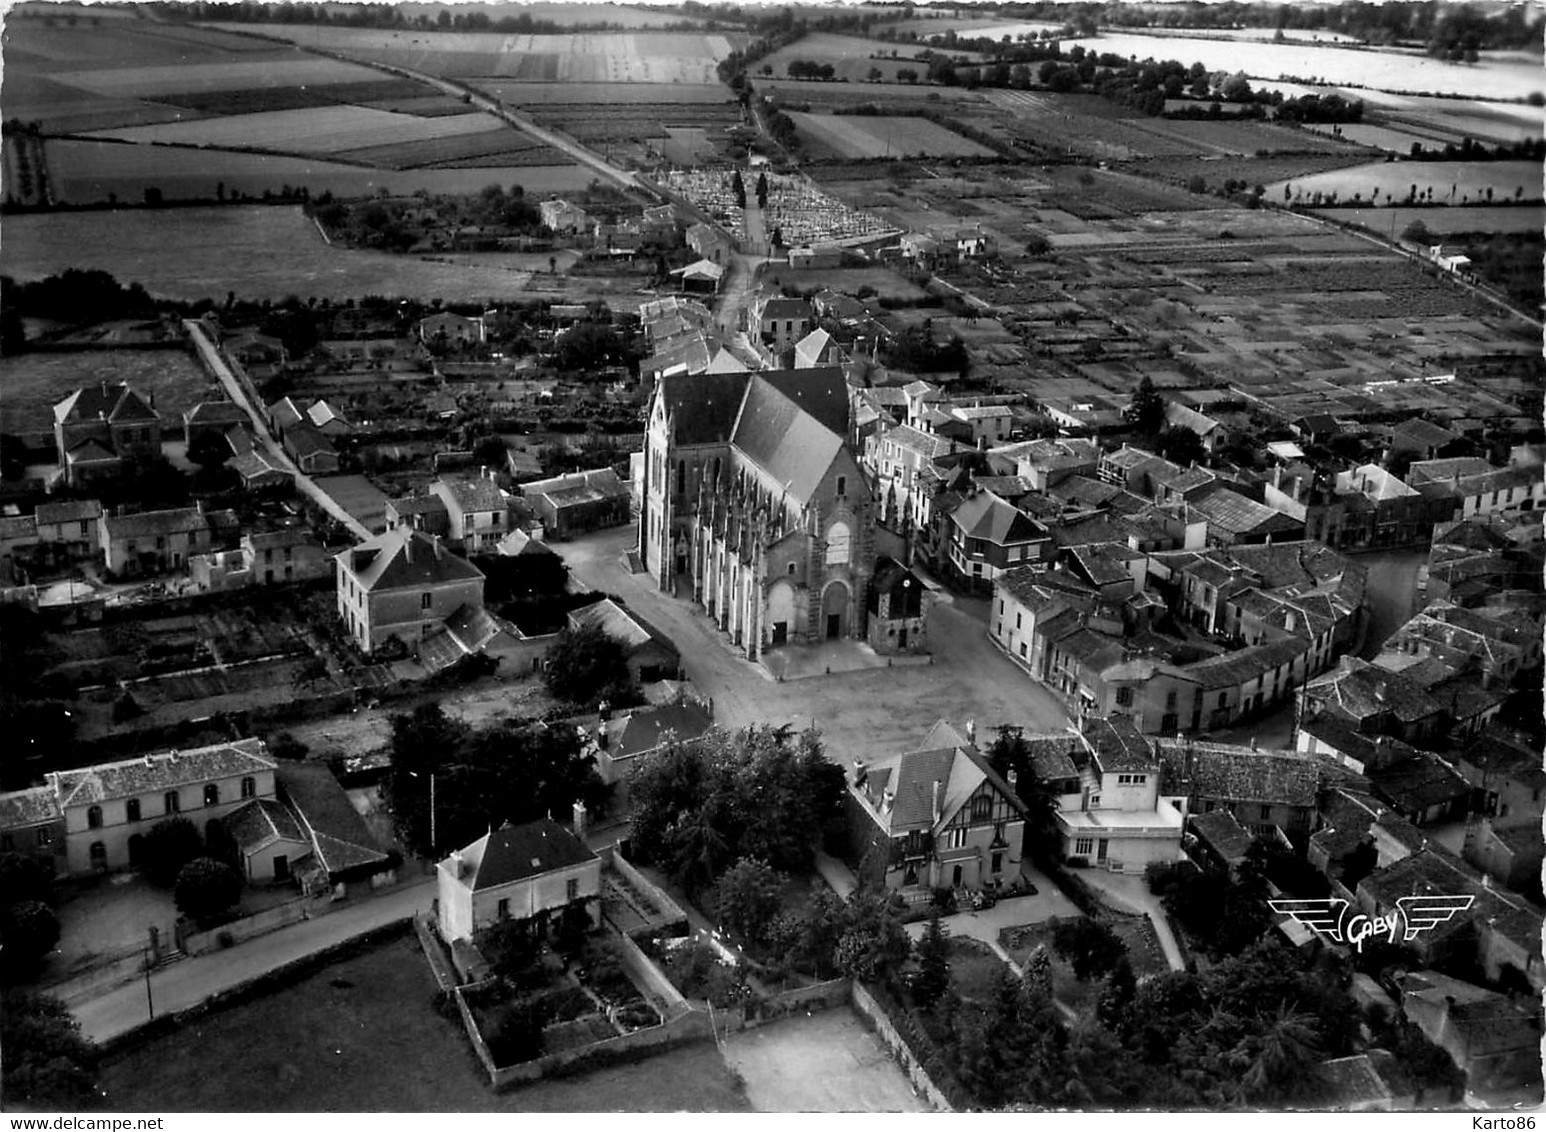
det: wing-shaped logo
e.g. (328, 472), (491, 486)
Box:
(1397, 895), (1476, 941)
(1268, 898), (1349, 944)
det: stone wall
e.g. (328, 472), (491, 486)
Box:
(849, 980), (955, 1112)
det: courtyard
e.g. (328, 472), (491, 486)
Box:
(720, 1008), (927, 1112)
(555, 526), (1071, 765)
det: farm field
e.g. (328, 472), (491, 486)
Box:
(208, 24), (742, 84)
(3, 206), (561, 303)
(1060, 33), (1545, 100)
(758, 264), (929, 303)
(0, 348), (216, 437)
(83, 105), (515, 155)
(1271, 159), (1542, 204)
(1312, 205), (1546, 236)
(393, 1), (716, 27)
(758, 78), (988, 105)
(760, 32), (980, 83)
(787, 111), (995, 159)
(42, 139), (587, 204)
(473, 81), (734, 106)
(1, 18), (392, 134)
(982, 89), (1361, 162)
(1132, 153), (1389, 193)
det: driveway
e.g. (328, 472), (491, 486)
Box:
(556, 527), (1071, 765)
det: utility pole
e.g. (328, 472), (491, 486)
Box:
(429, 772), (437, 857)
(144, 947), (154, 1020)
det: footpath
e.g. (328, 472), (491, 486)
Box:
(183, 319), (371, 541)
(73, 876), (434, 1045)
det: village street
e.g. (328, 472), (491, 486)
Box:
(555, 526), (1071, 765)
(73, 877), (435, 1046)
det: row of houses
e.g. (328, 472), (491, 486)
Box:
(0, 492), (328, 587)
(989, 538), (1367, 735)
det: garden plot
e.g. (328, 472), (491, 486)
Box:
(85, 106), (513, 155)
(788, 112), (995, 160)
(1271, 159), (1542, 205)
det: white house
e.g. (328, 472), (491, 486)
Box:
(436, 818), (601, 943)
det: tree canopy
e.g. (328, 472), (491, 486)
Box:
(542, 620), (634, 706)
(628, 724), (844, 895)
(387, 703), (609, 858)
(2, 991), (99, 1108)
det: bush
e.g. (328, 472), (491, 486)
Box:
(173, 857), (241, 926)
(1, 991), (99, 1108)
(1, 900), (60, 975)
(487, 999), (544, 1066)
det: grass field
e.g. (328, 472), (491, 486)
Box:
(1272, 159), (1542, 204)
(3, 206), (561, 302)
(0, 348), (216, 436)
(1311, 204), (1546, 235)
(42, 139), (588, 204)
(94, 935), (753, 1112)
(788, 112), (995, 159)
(213, 24), (742, 84)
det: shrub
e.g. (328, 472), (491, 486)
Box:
(173, 857), (241, 926)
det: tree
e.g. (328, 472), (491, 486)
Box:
(912, 910), (950, 1008)
(629, 724), (839, 893)
(1154, 424), (1206, 466)
(833, 891), (910, 983)
(1, 991), (99, 1108)
(717, 857), (785, 944)
(174, 857), (242, 926)
(543, 620), (632, 705)
(1051, 916), (1127, 981)
(985, 725), (1060, 859)
(1123, 375), (1167, 436)
(1220, 71), (1253, 101)
(1, 900), (60, 975)
(140, 817), (203, 887)
(1401, 219), (1434, 245)
(1240, 1001), (1323, 1102)
(187, 429), (234, 470)
(0, 852), (55, 906)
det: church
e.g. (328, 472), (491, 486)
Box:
(639, 367), (876, 660)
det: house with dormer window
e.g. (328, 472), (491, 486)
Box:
(847, 720), (1025, 897)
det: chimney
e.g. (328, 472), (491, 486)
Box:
(852, 758), (867, 787)
(1285, 610), (1296, 633)
(451, 849), (465, 877)
(1007, 769), (1018, 793)
(433, 534), (443, 560)
(597, 718), (610, 750)
(932, 780), (943, 824)
(572, 801), (588, 842)
(881, 787), (895, 814)
(404, 535), (413, 563)
(1249, 737), (1257, 751)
